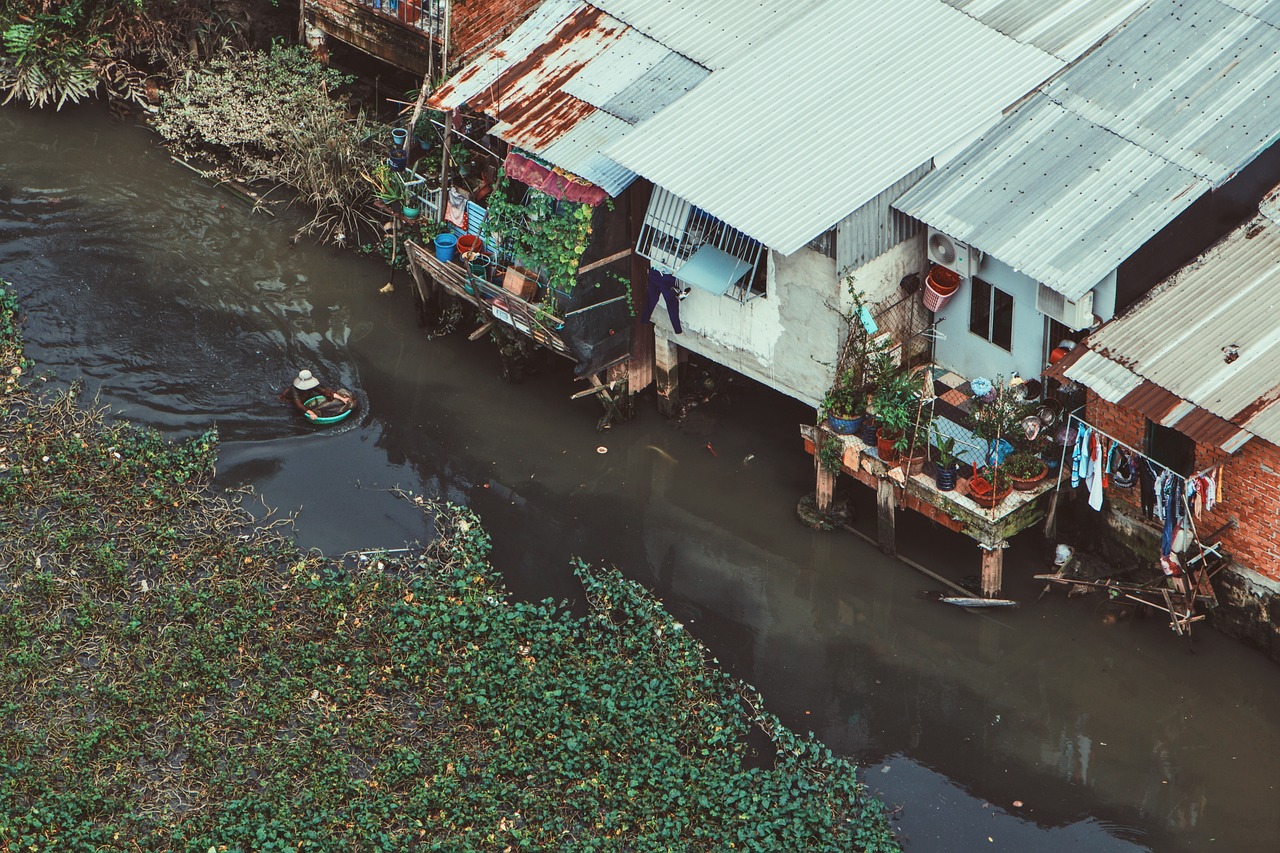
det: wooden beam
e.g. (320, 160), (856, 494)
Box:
(876, 478), (896, 557)
(468, 321), (494, 341)
(577, 248), (633, 276)
(980, 545), (1004, 598)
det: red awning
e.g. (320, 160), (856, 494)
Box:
(503, 151), (607, 206)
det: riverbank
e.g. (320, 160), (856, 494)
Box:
(0, 282), (899, 849)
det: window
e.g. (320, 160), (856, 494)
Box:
(970, 277), (1013, 351)
(636, 186), (766, 301)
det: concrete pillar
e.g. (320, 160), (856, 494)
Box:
(654, 331), (680, 417)
(876, 477), (896, 556)
(980, 543), (1004, 598)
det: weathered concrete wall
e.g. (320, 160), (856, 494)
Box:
(649, 239), (923, 407)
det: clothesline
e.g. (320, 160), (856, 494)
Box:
(1064, 412), (1216, 485)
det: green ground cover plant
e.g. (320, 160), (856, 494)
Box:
(0, 281), (900, 852)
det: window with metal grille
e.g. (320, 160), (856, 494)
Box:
(636, 186), (766, 302)
(970, 277), (1013, 351)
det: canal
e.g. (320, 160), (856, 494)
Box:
(3, 103), (1279, 852)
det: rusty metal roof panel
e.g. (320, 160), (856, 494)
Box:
(894, 96), (1209, 301)
(1119, 381), (1184, 422)
(430, 0), (588, 110)
(1064, 348), (1144, 402)
(1080, 212), (1280, 446)
(534, 109), (638, 195)
(1044, 0), (1280, 183)
(557, 25), (673, 105)
(941, 0), (1149, 61)
(589, 0), (828, 70)
(606, 0), (1062, 256)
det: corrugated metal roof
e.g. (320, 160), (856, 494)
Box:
(428, 3), (643, 195)
(1072, 210), (1280, 448)
(1209, 0), (1280, 35)
(893, 96), (1209, 301)
(942, 0), (1149, 61)
(1044, 0), (1280, 183)
(606, 0), (1062, 256)
(894, 0), (1280, 299)
(600, 52), (707, 123)
(1064, 348), (1143, 402)
(588, 0), (828, 69)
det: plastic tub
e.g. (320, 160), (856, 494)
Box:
(434, 233), (458, 262)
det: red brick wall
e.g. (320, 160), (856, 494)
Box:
(1085, 391), (1280, 580)
(451, 0), (543, 67)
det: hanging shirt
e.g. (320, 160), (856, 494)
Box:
(1088, 433), (1105, 511)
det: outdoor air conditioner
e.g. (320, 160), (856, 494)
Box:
(1036, 283), (1095, 330)
(927, 227), (979, 278)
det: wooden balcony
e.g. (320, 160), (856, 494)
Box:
(304, 0), (439, 76)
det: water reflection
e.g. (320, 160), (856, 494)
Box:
(7, 103), (1280, 852)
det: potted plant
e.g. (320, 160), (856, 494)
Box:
(932, 430), (960, 491)
(1004, 449), (1049, 491)
(969, 381), (1029, 464)
(821, 369), (865, 435)
(872, 357), (918, 464)
(968, 466), (1012, 509)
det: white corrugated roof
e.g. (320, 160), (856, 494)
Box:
(1044, 0), (1280, 183)
(589, 0), (827, 69)
(1075, 211), (1280, 446)
(893, 96), (1210, 301)
(942, 0), (1149, 61)
(894, 0), (1280, 299)
(1063, 349), (1143, 402)
(606, 0), (1061, 256)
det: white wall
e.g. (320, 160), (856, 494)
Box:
(933, 256), (1043, 383)
(650, 238), (924, 407)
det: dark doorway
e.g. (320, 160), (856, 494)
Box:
(1145, 420), (1196, 476)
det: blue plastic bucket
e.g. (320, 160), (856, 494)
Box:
(388, 147), (407, 171)
(434, 233), (458, 262)
(391, 128), (408, 149)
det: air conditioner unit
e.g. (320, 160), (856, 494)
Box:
(1036, 283), (1095, 330)
(927, 227), (979, 278)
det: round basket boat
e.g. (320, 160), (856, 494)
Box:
(303, 394), (356, 425)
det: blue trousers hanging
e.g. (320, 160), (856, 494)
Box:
(645, 270), (683, 334)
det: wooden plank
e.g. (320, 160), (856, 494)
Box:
(576, 248), (633, 276)
(876, 478), (896, 557)
(468, 321), (494, 341)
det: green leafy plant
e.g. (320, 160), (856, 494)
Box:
(824, 283), (895, 420)
(817, 433), (844, 473)
(969, 380), (1030, 445)
(932, 428), (959, 470)
(480, 173), (594, 311)
(1003, 448), (1047, 480)
(0, 280), (902, 852)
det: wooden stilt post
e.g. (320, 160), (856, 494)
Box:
(654, 331), (680, 417)
(816, 453), (837, 515)
(876, 477), (896, 556)
(980, 542), (1004, 598)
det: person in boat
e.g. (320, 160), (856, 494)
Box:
(287, 369), (354, 421)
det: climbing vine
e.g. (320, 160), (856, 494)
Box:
(480, 173), (594, 306)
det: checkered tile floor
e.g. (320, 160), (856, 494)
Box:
(929, 366), (975, 423)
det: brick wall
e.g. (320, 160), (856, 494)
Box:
(1086, 391), (1280, 581)
(451, 0), (542, 66)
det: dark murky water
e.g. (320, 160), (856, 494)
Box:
(4, 104), (1279, 852)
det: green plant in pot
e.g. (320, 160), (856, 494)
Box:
(932, 429), (960, 491)
(872, 360), (918, 463)
(821, 369), (865, 435)
(1003, 448), (1048, 490)
(969, 380), (1030, 463)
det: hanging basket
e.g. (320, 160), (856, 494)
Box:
(922, 266), (962, 312)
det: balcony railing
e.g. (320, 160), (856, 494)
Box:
(356, 0), (444, 32)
